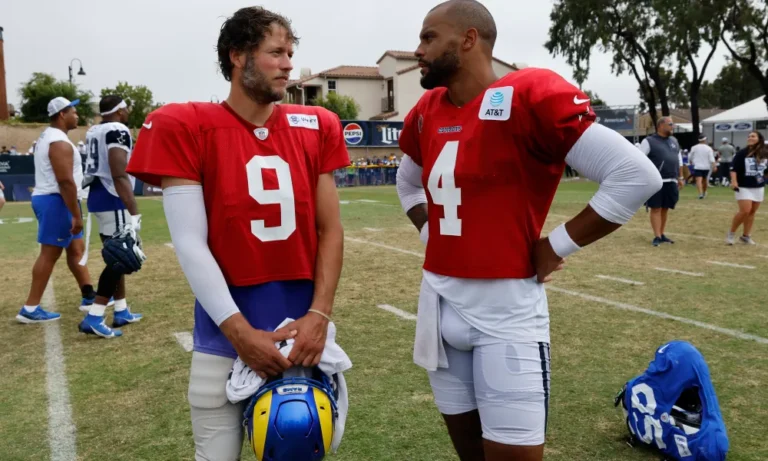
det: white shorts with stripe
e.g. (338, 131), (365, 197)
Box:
(93, 209), (128, 238)
(427, 299), (551, 446)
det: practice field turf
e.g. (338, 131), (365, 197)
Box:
(0, 181), (766, 460)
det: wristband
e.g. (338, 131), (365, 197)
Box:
(308, 309), (331, 321)
(549, 223), (581, 258)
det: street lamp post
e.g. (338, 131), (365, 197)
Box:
(68, 58), (86, 85)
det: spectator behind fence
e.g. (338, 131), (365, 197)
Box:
(1, 145), (8, 154)
(726, 130), (767, 245)
(717, 137), (735, 186)
(9, 146), (19, 155)
(0, 180), (5, 212)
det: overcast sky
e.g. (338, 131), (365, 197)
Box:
(2, 0), (730, 110)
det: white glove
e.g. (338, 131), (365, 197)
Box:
(419, 222), (429, 245)
(129, 214), (142, 232)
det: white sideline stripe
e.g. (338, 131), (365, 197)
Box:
(356, 199), (380, 203)
(42, 279), (77, 461)
(352, 237), (768, 344)
(707, 260), (756, 270)
(547, 286), (768, 345)
(165, 242), (175, 249)
(173, 332), (194, 352)
(377, 304), (417, 321)
(345, 237), (424, 257)
(654, 267), (705, 277)
(363, 227), (382, 232)
(595, 275), (644, 286)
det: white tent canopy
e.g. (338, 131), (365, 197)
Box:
(702, 96), (768, 124)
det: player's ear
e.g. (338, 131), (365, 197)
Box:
(462, 28), (478, 51)
(230, 49), (247, 71)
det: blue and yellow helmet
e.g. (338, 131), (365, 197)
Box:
(244, 368), (338, 461)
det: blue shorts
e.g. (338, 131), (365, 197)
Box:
(31, 194), (83, 248)
(193, 280), (314, 358)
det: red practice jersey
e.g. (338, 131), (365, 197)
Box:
(127, 102), (350, 286)
(399, 68), (595, 279)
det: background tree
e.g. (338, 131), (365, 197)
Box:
(698, 59), (763, 108)
(721, 0), (768, 110)
(583, 90), (607, 106)
(100, 82), (156, 128)
(311, 92), (360, 120)
(19, 73), (95, 125)
(657, 0), (729, 138)
(546, 0), (676, 126)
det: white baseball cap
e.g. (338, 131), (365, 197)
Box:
(47, 97), (80, 117)
(722, 137), (729, 142)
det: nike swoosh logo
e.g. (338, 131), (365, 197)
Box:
(573, 96), (590, 104)
(658, 344), (669, 353)
(142, 122), (153, 129)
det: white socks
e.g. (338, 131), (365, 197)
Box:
(89, 304), (107, 317)
(23, 305), (38, 313)
(114, 298), (127, 312)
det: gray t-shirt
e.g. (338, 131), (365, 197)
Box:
(717, 144), (735, 162)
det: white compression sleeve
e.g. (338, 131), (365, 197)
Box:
(565, 123), (663, 224)
(396, 155), (426, 213)
(163, 185), (240, 326)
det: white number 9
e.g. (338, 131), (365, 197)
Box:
(245, 155), (296, 242)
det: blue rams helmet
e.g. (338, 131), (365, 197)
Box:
(244, 368), (338, 461)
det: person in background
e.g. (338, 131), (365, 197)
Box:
(639, 117), (684, 246)
(689, 134), (717, 199)
(0, 146), (9, 154)
(726, 130), (767, 245)
(27, 141), (37, 155)
(77, 141), (87, 156)
(0, 180), (5, 213)
(9, 146), (19, 155)
(17, 97), (95, 324)
(717, 137), (735, 186)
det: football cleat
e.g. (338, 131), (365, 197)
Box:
(16, 306), (61, 324)
(78, 314), (122, 338)
(112, 308), (143, 327)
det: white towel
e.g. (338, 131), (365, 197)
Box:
(226, 318), (352, 453)
(413, 277), (448, 371)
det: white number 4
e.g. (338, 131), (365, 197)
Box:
(245, 155), (296, 242)
(427, 141), (462, 236)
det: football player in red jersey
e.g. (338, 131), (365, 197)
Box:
(126, 7), (350, 460)
(395, 1), (663, 460)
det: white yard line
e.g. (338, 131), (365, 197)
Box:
(707, 260), (756, 270)
(173, 332), (193, 352)
(595, 275), (645, 286)
(350, 237), (768, 345)
(363, 228), (382, 232)
(42, 279), (77, 461)
(654, 267), (705, 277)
(345, 237), (424, 257)
(547, 286), (768, 345)
(376, 304), (417, 321)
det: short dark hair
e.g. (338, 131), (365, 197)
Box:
(217, 7), (299, 82)
(432, 0), (497, 49)
(99, 95), (124, 114)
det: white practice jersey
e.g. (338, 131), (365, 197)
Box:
(32, 127), (83, 197)
(84, 121), (134, 196)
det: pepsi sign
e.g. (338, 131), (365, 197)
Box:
(343, 123), (364, 145)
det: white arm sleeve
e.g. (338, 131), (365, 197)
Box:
(565, 124), (663, 224)
(639, 139), (651, 155)
(396, 155), (426, 213)
(163, 185), (240, 326)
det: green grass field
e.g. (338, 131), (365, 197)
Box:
(0, 181), (766, 460)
